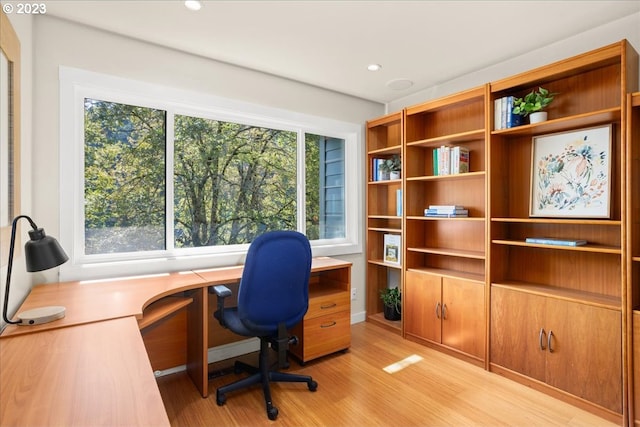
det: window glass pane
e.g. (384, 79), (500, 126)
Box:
(305, 134), (345, 240)
(174, 115), (297, 247)
(84, 99), (166, 254)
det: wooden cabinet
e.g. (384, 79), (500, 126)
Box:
(402, 85), (488, 364)
(491, 286), (622, 413)
(488, 40), (637, 423)
(405, 270), (484, 364)
(628, 92), (640, 426)
(365, 112), (403, 334)
(290, 262), (352, 363)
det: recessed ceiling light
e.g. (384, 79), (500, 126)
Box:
(367, 64), (382, 72)
(184, 1), (202, 11)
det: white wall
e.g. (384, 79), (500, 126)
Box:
(29, 15), (383, 323)
(387, 12), (640, 112)
(0, 12), (34, 332)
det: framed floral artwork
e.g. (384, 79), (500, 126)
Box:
(530, 125), (612, 218)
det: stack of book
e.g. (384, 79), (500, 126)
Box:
(433, 146), (469, 176)
(424, 205), (469, 218)
(494, 96), (524, 130)
(525, 237), (587, 246)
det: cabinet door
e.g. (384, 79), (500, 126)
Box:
(442, 277), (485, 359)
(405, 271), (441, 343)
(490, 287), (545, 381)
(545, 299), (622, 413)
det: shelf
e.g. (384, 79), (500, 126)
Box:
(368, 259), (402, 270)
(368, 144), (402, 156)
(492, 239), (621, 254)
(406, 171), (485, 182)
(368, 227), (402, 233)
(138, 296), (193, 330)
(406, 129), (485, 147)
(368, 214), (401, 220)
(491, 108), (620, 137)
(368, 178), (402, 185)
(491, 217), (622, 226)
(633, 256), (640, 262)
(407, 216), (484, 222)
(406, 267), (484, 284)
(407, 246), (485, 260)
(366, 312), (402, 334)
(491, 281), (621, 310)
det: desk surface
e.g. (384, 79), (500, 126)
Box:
(0, 316), (170, 427)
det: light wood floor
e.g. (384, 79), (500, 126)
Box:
(157, 321), (618, 426)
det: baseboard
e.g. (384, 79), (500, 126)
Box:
(153, 338), (259, 377)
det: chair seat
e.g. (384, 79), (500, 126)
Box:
(214, 308), (272, 337)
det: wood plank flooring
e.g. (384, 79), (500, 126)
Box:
(157, 321), (618, 426)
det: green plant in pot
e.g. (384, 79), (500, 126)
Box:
(512, 86), (558, 124)
(379, 154), (401, 180)
(380, 286), (401, 321)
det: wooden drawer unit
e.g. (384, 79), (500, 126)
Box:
(290, 287), (351, 363)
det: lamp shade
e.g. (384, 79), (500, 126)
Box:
(24, 227), (69, 272)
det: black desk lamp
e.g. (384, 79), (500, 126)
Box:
(2, 215), (69, 326)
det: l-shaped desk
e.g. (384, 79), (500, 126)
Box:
(0, 257), (352, 426)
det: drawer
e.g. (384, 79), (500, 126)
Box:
(291, 310), (350, 362)
(306, 290), (349, 319)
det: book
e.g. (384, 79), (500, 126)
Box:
(451, 146), (469, 174)
(424, 212), (469, 218)
(396, 189), (402, 216)
(383, 234), (401, 265)
(525, 237), (587, 246)
(425, 208), (468, 215)
(428, 205), (465, 210)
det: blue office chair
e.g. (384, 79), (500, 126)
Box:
(209, 230), (317, 420)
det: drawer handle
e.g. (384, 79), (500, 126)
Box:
(320, 303), (337, 309)
(435, 302), (441, 319)
(539, 328), (546, 351)
(320, 321), (337, 328)
(548, 330), (554, 353)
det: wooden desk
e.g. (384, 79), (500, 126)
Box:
(0, 257), (352, 425)
(0, 317), (170, 426)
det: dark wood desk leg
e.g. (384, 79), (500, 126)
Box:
(186, 287), (209, 397)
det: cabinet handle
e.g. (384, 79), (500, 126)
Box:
(442, 304), (447, 320)
(435, 302), (441, 319)
(320, 321), (337, 328)
(548, 330), (554, 353)
(539, 328), (546, 350)
(320, 303), (337, 309)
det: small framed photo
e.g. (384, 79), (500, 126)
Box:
(383, 234), (401, 266)
(530, 125), (612, 218)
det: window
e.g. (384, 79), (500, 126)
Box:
(60, 68), (361, 280)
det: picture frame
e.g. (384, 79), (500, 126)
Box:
(383, 234), (401, 266)
(530, 125), (612, 218)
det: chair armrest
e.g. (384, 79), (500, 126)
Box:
(209, 285), (232, 298)
(209, 285), (233, 328)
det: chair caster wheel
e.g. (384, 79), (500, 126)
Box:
(267, 406), (279, 420)
(216, 392), (226, 406)
(308, 380), (318, 391)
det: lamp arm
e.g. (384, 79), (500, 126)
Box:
(2, 215), (38, 325)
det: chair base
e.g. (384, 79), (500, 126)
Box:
(215, 338), (317, 420)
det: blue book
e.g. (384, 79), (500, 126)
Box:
(525, 237), (587, 246)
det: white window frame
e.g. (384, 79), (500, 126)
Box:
(59, 67), (362, 281)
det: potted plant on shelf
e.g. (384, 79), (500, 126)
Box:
(379, 155), (401, 180)
(512, 86), (558, 124)
(380, 286), (401, 321)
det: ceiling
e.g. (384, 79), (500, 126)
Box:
(45, 1), (640, 104)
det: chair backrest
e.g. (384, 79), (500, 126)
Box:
(237, 230), (312, 335)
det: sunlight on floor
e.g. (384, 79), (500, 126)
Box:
(383, 354), (423, 374)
